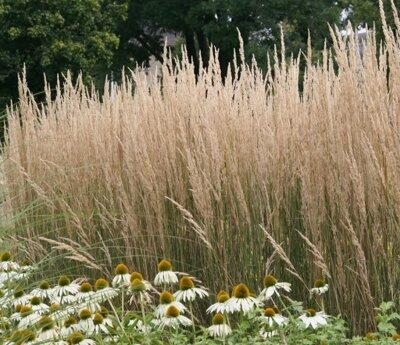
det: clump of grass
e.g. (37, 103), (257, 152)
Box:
(2, 2), (400, 334)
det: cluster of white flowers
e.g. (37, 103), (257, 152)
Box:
(0, 252), (332, 343)
(151, 259), (208, 330)
(204, 274), (331, 339)
(0, 254), (127, 344)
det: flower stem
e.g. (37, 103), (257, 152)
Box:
(140, 294), (147, 335)
(224, 313), (231, 328)
(108, 298), (128, 338)
(189, 301), (196, 341)
(277, 294), (292, 317)
(121, 287), (125, 319)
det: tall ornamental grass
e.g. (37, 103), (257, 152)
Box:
(3, 7), (400, 333)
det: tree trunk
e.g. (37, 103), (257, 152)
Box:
(196, 30), (209, 70)
(184, 29), (199, 76)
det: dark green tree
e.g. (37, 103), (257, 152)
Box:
(0, 0), (128, 110)
(117, 0), (346, 78)
(116, 0), (260, 77)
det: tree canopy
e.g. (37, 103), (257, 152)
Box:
(0, 0), (397, 111)
(0, 0), (127, 109)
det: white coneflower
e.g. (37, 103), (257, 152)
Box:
(92, 278), (118, 302)
(225, 283), (259, 314)
(299, 308), (329, 329)
(76, 282), (101, 313)
(14, 260), (34, 281)
(207, 313), (232, 338)
(155, 291), (186, 318)
(206, 290), (230, 314)
(112, 264), (131, 288)
(154, 259), (179, 286)
(99, 307), (114, 328)
(259, 275), (291, 302)
(12, 289), (32, 306)
(0, 271), (18, 287)
(174, 276), (208, 303)
(0, 252), (20, 272)
(128, 277), (151, 305)
(10, 304), (23, 322)
(92, 312), (110, 335)
(77, 309), (95, 335)
(61, 316), (79, 337)
(17, 305), (41, 329)
(67, 331), (96, 345)
(310, 279), (329, 296)
(52, 276), (79, 304)
(128, 271), (153, 304)
(76, 282), (95, 302)
(259, 307), (288, 327)
(36, 315), (59, 342)
(131, 272), (153, 290)
(31, 280), (53, 301)
(155, 305), (192, 330)
(30, 296), (49, 315)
